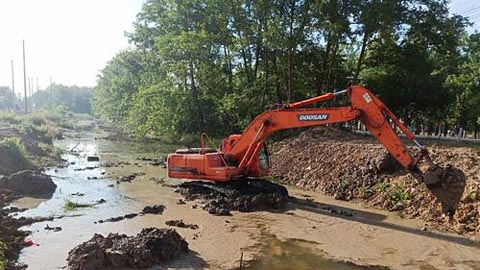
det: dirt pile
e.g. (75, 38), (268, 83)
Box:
(270, 127), (480, 235)
(67, 228), (188, 270)
(0, 170), (57, 198)
(175, 180), (288, 215)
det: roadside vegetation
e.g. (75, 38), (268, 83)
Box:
(0, 137), (32, 175)
(0, 111), (75, 174)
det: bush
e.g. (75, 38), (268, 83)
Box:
(19, 124), (53, 144)
(0, 137), (31, 168)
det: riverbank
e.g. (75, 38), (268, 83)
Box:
(0, 112), (80, 269)
(270, 127), (480, 237)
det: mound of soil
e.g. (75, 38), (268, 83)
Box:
(67, 228), (188, 270)
(270, 127), (480, 235)
(0, 170), (56, 198)
(175, 180), (288, 216)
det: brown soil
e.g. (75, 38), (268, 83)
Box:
(175, 180), (288, 216)
(270, 127), (480, 236)
(67, 228), (189, 270)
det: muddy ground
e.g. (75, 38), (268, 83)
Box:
(270, 127), (480, 236)
(3, 119), (480, 270)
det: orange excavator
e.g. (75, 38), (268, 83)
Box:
(167, 85), (436, 185)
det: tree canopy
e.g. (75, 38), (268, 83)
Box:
(93, 0), (480, 138)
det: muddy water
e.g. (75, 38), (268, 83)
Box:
(12, 135), (480, 270)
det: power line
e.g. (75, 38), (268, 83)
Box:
(460, 6), (480, 15)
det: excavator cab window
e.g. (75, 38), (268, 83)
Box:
(259, 143), (270, 170)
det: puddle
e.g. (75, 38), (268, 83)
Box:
(243, 234), (389, 270)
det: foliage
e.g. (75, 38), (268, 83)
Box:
(387, 184), (410, 205)
(377, 182), (391, 192)
(92, 0), (479, 140)
(64, 200), (92, 211)
(0, 138), (29, 161)
(0, 241), (5, 270)
(32, 84), (93, 114)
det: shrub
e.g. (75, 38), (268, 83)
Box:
(387, 184), (410, 205)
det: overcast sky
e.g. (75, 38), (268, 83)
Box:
(0, 0), (478, 96)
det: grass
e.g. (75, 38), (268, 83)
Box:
(377, 182), (391, 192)
(337, 176), (353, 192)
(360, 187), (374, 197)
(64, 200), (92, 211)
(0, 241), (6, 270)
(387, 184), (410, 206)
(0, 137), (32, 174)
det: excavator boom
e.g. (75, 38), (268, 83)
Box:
(167, 85), (432, 182)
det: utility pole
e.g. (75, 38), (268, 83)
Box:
(22, 40), (27, 114)
(10, 60), (15, 110)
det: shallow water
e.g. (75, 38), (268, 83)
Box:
(243, 234), (388, 270)
(14, 137), (178, 269)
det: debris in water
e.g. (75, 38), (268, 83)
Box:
(87, 156), (100, 162)
(44, 224), (62, 232)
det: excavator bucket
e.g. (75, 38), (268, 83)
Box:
(423, 164), (466, 214)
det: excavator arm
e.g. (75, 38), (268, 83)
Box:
(167, 85), (432, 182)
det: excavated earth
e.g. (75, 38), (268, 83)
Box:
(175, 180), (288, 216)
(270, 127), (480, 236)
(67, 228), (189, 270)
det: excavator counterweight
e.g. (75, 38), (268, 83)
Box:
(167, 85), (436, 184)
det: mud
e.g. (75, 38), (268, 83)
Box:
(270, 127), (480, 235)
(0, 170), (57, 198)
(175, 180), (288, 216)
(117, 172), (146, 182)
(141, 204), (165, 214)
(67, 228), (189, 270)
(166, 220), (199, 230)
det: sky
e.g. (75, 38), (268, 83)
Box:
(0, 0), (478, 97)
(0, 0), (145, 95)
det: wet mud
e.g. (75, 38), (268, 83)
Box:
(67, 228), (188, 270)
(175, 180), (288, 215)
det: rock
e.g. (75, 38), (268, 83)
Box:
(118, 172), (146, 182)
(67, 228), (188, 270)
(165, 220), (199, 230)
(96, 198), (106, 204)
(142, 204), (165, 215)
(0, 170), (56, 198)
(87, 156), (100, 162)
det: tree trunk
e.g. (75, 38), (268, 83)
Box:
(353, 29), (370, 84)
(189, 58), (204, 132)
